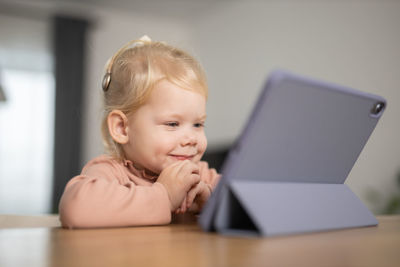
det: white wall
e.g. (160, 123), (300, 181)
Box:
(0, 14), (52, 72)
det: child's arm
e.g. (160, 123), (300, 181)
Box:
(59, 174), (171, 229)
(59, 157), (200, 229)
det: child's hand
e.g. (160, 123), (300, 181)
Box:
(175, 162), (219, 214)
(157, 160), (200, 212)
(177, 181), (211, 214)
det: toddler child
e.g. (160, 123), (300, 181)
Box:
(59, 36), (220, 228)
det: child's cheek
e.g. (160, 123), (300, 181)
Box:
(199, 134), (208, 154)
(155, 136), (175, 161)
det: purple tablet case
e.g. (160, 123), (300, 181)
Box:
(199, 70), (386, 236)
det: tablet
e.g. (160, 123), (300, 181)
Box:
(199, 69), (386, 235)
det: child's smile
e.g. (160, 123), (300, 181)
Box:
(123, 79), (207, 175)
(169, 154), (195, 161)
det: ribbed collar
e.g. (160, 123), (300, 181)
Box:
(123, 159), (158, 181)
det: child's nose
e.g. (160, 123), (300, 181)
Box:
(181, 130), (197, 146)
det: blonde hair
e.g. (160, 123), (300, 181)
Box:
(101, 36), (208, 159)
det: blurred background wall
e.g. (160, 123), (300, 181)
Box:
(0, 0), (399, 214)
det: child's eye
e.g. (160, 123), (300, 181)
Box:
(194, 122), (205, 128)
(165, 122), (179, 127)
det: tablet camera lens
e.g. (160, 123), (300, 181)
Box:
(371, 102), (385, 115)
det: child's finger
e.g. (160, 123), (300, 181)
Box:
(180, 160), (200, 176)
(186, 185), (200, 208)
(180, 196), (187, 213)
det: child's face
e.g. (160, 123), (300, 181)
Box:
(124, 80), (207, 175)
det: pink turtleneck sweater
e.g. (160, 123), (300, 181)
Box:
(59, 155), (220, 229)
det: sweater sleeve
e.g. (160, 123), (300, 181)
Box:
(59, 158), (171, 229)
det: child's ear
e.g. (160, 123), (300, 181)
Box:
(107, 110), (130, 144)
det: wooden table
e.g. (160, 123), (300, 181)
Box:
(0, 214), (399, 267)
